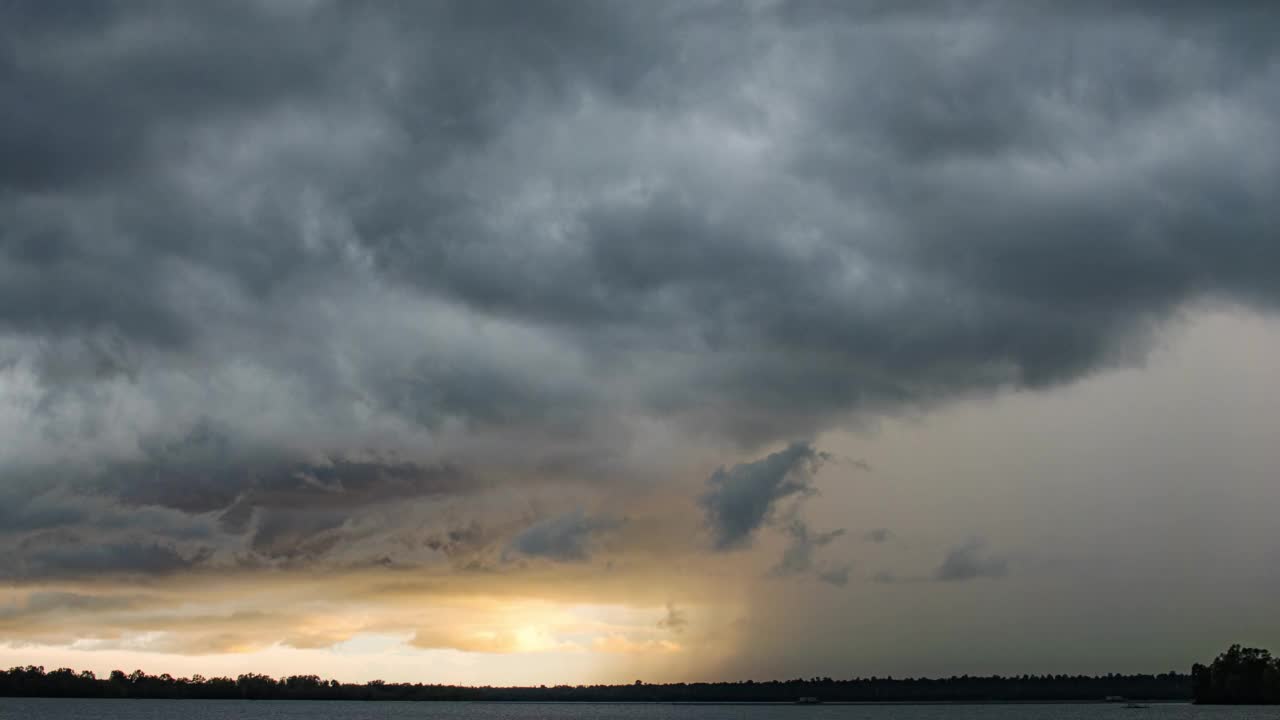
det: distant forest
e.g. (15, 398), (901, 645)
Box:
(0, 664), (1191, 702)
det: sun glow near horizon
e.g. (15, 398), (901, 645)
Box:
(0, 593), (732, 685)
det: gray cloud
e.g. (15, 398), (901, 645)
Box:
(424, 522), (493, 562)
(0, 482), (224, 559)
(0, 490), (88, 535)
(507, 510), (619, 563)
(0, 591), (139, 621)
(657, 603), (688, 633)
(97, 417), (473, 516)
(0, 427), (481, 576)
(2, 1), (1279, 579)
(772, 519), (846, 579)
(817, 567), (851, 588)
(700, 443), (828, 551)
(1, 541), (211, 581)
(935, 538), (1009, 582)
(864, 528), (893, 544)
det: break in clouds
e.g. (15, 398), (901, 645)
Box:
(1, 0), (1279, 659)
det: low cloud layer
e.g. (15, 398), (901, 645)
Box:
(935, 538), (1009, 582)
(508, 510), (620, 563)
(864, 529), (893, 544)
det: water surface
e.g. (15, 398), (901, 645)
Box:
(2, 699), (1276, 720)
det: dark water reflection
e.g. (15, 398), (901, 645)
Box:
(2, 700), (1278, 720)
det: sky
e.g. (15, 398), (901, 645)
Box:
(1, 0), (1279, 686)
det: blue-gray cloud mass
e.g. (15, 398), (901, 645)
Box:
(508, 510), (620, 563)
(700, 443), (828, 551)
(1, 0), (1278, 582)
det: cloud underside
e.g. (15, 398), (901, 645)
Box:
(1, 0), (1279, 652)
(935, 538), (1008, 582)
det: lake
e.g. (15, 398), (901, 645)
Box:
(1, 701), (1277, 720)
(1, 700), (1277, 720)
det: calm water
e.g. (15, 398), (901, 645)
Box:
(1, 700), (1278, 720)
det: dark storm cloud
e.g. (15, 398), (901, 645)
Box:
(0, 541), (211, 581)
(0, 484), (221, 544)
(3, 1), (1280, 578)
(95, 420), (471, 521)
(0, 486), (222, 585)
(700, 443), (828, 551)
(934, 538), (1008, 582)
(0, 426), (475, 574)
(0, 490), (87, 534)
(0, 2), (340, 193)
(0, 0), (691, 347)
(507, 510), (619, 563)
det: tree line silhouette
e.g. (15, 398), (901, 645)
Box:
(1192, 645), (1280, 704)
(0, 664), (1191, 702)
